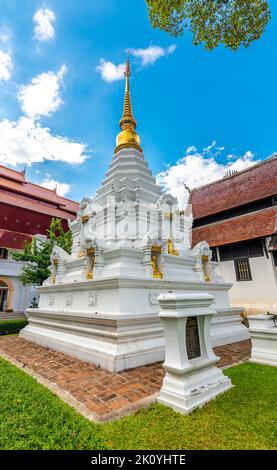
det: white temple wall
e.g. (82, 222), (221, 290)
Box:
(217, 255), (277, 314)
(0, 258), (31, 312)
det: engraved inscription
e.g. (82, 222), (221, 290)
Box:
(186, 317), (201, 360)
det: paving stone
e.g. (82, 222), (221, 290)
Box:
(0, 336), (251, 421)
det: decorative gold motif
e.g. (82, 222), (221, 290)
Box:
(202, 255), (211, 282)
(78, 250), (86, 258)
(86, 248), (95, 281)
(52, 258), (58, 284)
(151, 246), (163, 279)
(115, 55), (142, 154)
(81, 215), (89, 223)
(168, 239), (179, 256)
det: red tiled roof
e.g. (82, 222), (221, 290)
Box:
(192, 207), (277, 247)
(191, 155), (277, 219)
(0, 164), (79, 249)
(0, 165), (26, 184)
(0, 191), (77, 220)
(0, 165), (79, 215)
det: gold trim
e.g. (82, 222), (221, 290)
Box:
(115, 56), (142, 154)
(81, 215), (89, 223)
(168, 239), (179, 256)
(151, 246), (163, 279)
(202, 255), (210, 282)
(151, 245), (161, 253)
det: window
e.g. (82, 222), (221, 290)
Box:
(0, 248), (8, 260)
(211, 247), (218, 262)
(219, 245), (233, 261)
(235, 259), (252, 281)
(219, 239), (264, 262)
(273, 251), (277, 267)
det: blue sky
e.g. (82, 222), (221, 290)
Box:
(0, 0), (276, 202)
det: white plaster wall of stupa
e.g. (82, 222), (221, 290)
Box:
(20, 147), (249, 372)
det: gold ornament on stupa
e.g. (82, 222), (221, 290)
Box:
(115, 55), (142, 154)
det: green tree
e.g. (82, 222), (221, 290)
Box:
(146, 0), (271, 51)
(12, 218), (72, 286)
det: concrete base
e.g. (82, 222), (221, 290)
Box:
(21, 275), (248, 372)
(211, 307), (249, 347)
(21, 309), (165, 372)
(157, 366), (232, 414)
(249, 314), (277, 367)
(21, 262), (248, 371)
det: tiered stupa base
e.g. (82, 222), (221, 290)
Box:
(22, 249), (248, 372)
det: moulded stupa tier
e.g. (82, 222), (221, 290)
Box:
(21, 58), (249, 372)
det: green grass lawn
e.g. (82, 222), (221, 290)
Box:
(0, 358), (276, 450)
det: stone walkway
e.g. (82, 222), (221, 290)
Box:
(0, 337), (251, 422)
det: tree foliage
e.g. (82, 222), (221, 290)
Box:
(146, 0), (271, 51)
(12, 218), (72, 287)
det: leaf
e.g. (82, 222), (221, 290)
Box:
(145, 0), (271, 51)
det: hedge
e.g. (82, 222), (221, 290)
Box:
(0, 319), (28, 335)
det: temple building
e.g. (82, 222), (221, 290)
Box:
(0, 165), (79, 316)
(191, 156), (277, 315)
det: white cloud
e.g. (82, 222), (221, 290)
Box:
(0, 33), (11, 44)
(0, 49), (12, 81)
(96, 59), (125, 83)
(186, 145), (197, 154)
(0, 116), (88, 167)
(40, 178), (71, 197)
(96, 45), (176, 82)
(157, 142), (258, 209)
(18, 65), (67, 118)
(0, 63), (90, 168)
(33, 7), (55, 41)
(129, 45), (176, 67)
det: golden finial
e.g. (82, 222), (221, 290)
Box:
(115, 54), (142, 154)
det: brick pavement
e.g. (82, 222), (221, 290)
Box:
(0, 337), (251, 422)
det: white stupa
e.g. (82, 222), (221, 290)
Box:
(21, 58), (248, 372)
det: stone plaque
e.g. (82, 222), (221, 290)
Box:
(185, 317), (201, 360)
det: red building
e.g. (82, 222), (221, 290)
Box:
(0, 165), (79, 314)
(191, 155), (277, 314)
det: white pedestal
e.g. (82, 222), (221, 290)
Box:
(157, 292), (232, 414)
(249, 314), (277, 367)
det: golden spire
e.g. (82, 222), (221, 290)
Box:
(115, 54), (142, 154)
